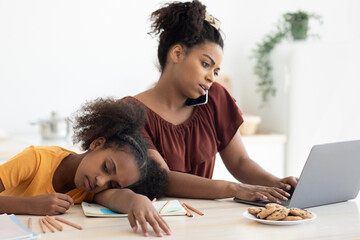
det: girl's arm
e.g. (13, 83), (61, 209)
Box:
(93, 188), (171, 237)
(0, 178), (73, 215)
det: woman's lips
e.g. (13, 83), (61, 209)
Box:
(199, 85), (207, 95)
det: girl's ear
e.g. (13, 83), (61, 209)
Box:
(169, 44), (186, 64)
(89, 137), (106, 150)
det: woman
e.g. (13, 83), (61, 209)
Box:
(129, 0), (297, 203)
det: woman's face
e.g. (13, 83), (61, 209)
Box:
(74, 139), (141, 193)
(173, 41), (223, 99)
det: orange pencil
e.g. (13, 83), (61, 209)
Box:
(183, 203), (204, 216)
(42, 218), (55, 233)
(55, 217), (83, 230)
(159, 200), (170, 214)
(39, 218), (46, 233)
(45, 216), (63, 231)
(152, 198), (157, 202)
(181, 203), (193, 217)
(27, 217), (32, 230)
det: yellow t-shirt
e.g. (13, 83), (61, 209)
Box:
(0, 145), (94, 203)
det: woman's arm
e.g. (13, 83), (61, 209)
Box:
(0, 178), (73, 215)
(149, 149), (291, 203)
(220, 131), (298, 191)
(93, 188), (171, 237)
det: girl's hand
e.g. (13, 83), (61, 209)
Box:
(28, 193), (74, 215)
(127, 194), (171, 237)
(234, 183), (291, 204)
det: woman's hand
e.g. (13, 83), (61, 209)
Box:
(27, 193), (74, 215)
(233, 183), (291, 204)
(273, 176), (299, 192)
(127, 194), (171, 237)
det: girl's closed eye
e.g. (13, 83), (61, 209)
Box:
(103, 162), (110, 174)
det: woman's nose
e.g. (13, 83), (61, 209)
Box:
(206, 72), (215, 83)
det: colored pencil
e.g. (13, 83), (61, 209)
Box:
(55, 217), (83, 230)
(39, 218), (46, 233)
(181, 203), (193, 217)
(183, 203), (204, 216)
(42, 218), (55, 233)
(159, 200), (170, 214)
(45, 216), (63, 231)
(27, 217), (32, 230)
(152, 198), (157, 202)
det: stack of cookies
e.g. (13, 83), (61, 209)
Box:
(248, 203), (313, 221)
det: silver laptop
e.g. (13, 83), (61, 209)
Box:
(234, 139), (360, 209)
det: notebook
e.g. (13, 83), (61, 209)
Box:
(0, 214), (40, 240)
(234, 139), (360, 209)
(81, 200), (187, 217)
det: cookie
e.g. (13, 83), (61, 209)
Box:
(257, 206), (277, 219)
(289, 208), (313, 219)
(248, 207), (264, 216)
(265, 203), (287, 210)
(266, 208), (289, 221)
(282, 216), (303, 221)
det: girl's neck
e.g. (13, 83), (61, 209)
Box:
(53, 153), (84, 193)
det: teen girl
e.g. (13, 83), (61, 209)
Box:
(0, 98), (171, 237)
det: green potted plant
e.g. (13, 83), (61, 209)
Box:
(251, 10), (322, 105)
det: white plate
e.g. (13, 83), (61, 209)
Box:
(243, 211), (316, 226)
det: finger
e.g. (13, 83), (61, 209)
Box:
(55, 198), (72, 211)
(270, 187), (289, 201)
(127, 213), (138, 233)
(156, 215), (171, 235)
(146, 217), (163, 237)
(57, 193), (74, 205)
(137, 217), (149, 237)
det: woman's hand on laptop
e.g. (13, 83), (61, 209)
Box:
(235, 184), (291, 204)
(276, 176), (299, 193)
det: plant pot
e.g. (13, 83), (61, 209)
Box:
(290, 19), (308, 40)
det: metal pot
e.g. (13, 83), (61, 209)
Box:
(33, 112), (70, 140)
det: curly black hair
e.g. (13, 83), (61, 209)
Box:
(71, 97), (167, 198)
(149, 0), (224, 71)
(128, 158), (168, 200)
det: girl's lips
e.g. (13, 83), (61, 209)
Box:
(85, 176), (92, 191)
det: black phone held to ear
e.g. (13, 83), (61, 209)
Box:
(185, 90), (208, 106)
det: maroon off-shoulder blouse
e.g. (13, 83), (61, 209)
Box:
(128, 82), (243, 178)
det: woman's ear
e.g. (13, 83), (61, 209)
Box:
(89, 137), (106, 151)
(169, 44), (186, 64)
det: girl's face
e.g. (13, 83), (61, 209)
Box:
(74, 138), (141, 193)
(173, 41), (223, 99)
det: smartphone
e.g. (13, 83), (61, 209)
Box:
(185, 90), (208, 106)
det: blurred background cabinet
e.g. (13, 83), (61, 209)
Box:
(212, 133), (286, 182)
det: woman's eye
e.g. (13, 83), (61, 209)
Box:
(214, 71), (219, 76)
(202, 61), (210, 67)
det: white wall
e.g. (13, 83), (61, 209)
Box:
(1, 1), (359, 154)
